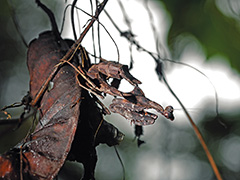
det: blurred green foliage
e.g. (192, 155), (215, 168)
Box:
(160, 0), (240, 73)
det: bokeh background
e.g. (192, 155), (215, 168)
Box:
(1, 0), (240, 179)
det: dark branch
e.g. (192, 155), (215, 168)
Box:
(71, 0), (78, 40)
(35, 0), (61, 40)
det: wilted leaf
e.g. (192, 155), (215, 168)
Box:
(0, 31), (82, 180)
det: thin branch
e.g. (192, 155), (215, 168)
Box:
(162, 58), (219, 116)
(105, 4), (222, 179)
(104, 9), (159, 62)
(61, 0), (108, 62)
(162, 73), (223, 180)
(104, 10), (121, 32)
(71, 0), (78, 40)
(144, 0), (161, 59)
(31, 0), (109, 106)
(117, 0), (134, 66)
(114, 146), (125, 180)
(60, 3), (81, 36)
(105, 8), (219, 117)
(60, 4), (71, 34)
(151, 1), (222, 177)
(73, 5), (120, 62)
(96, 0), (102, 60)
(90, 0), (97, 62)
(94, 118), (104, 140)
(36, 0), (61, 40)
(117, 0), (132, 30)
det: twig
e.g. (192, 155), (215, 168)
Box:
(31, 0), (109, 106)
(73, 4), (120, 62)
(63, 60), (97, 89)
(162, 73), (222, 180)
(36, 0), (61, 40)
(61, 0), (108, 62)
(105, 4), (222, 180)
(60, 4), (71, 34)
(104, 9), (158, 62)
(94, 118), (104, 141)
(114, 146), (125, 180)
(117, 0), (132, 31)
(90, 0), (97, 62)
(96, 0), (102, 60)
(71, 0), (78, 40)
(75, 74), (104, 99)
(144, 0), (161, 59)
(162, 58), (219, 116)
(105, 2), (219, 125)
